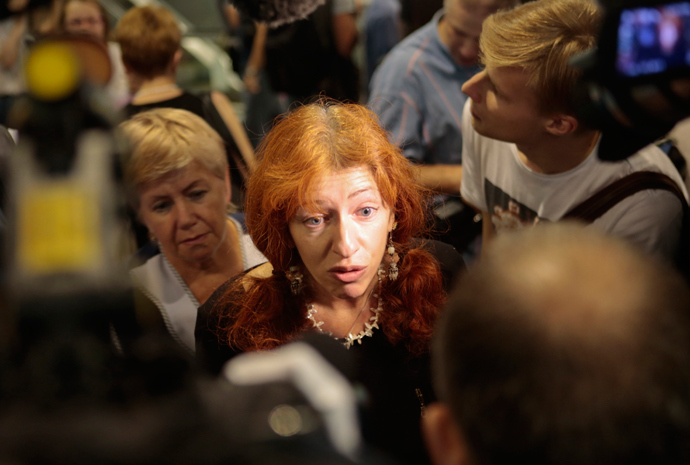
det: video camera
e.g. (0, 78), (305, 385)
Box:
(574, 0), (690, 160)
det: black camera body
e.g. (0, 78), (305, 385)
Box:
(574, 0), (690, 160)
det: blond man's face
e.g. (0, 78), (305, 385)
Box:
(462, 66), (549, 145)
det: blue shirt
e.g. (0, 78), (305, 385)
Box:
(368, 10), (479, 165)
(364, 0), (402, 83)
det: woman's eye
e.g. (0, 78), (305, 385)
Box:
(360, 207), (376, 217)
(189, 190), (207, 200)
(305, 216), (324, 226)
(152, 201), (171, 213)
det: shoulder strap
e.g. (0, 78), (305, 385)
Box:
(199, 91), (232, 142)
(198, 91), (249, 179)
(563, 171), (688, 223)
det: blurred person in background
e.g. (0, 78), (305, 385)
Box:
(115, 4), (255, 212)
(238, 0), (360, 145)
(220, 2), (284, 148)
(59, 0), (129, 109)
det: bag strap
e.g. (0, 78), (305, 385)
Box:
(563, 171), (688, 223)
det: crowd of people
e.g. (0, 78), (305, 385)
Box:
(1, 0), (690, 464)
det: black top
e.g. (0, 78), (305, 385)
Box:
(125, 92), (206, 119)
(195, 240), (465, 465)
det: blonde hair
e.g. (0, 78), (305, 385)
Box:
(480, 0), (601, 114)
(119, 108), (227, 208)
(114, 5), (181, 78)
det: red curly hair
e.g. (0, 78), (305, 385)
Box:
(213, 100), (446, 356)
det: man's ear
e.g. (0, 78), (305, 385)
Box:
(422, 402), (472, 465)
(545, 113), (578, 136)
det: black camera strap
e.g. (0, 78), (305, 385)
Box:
(562, 171), (688, 223)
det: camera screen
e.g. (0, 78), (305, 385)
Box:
(617, 1), (690, 77)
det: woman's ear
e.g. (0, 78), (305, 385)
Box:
(422, 403), (472, 465)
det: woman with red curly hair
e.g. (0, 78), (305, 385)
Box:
(195, 100), (464, 465)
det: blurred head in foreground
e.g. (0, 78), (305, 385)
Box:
(425, 222), (690, 465)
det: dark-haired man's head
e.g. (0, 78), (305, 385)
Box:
(425, 222), (690, 465)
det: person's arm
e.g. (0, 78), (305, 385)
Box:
(210, 91), (257, 172)
(243, 22), (268, 94)
(35, 0), (63, 35)
(332, 12), (358, 57)
(223, 3), (241, 29)
(414, 164), (463, 196)
(0, 14), (26, 70)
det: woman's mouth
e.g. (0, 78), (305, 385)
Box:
(329, 266), (367, 283)
(181, 232), (208, 245)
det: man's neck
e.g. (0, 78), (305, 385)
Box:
(131, 74), (182, 105)
(517, 130), (601, 175)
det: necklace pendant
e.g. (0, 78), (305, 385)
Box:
(305, 286), (383, 349)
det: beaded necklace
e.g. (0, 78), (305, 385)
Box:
(306, 285), (383, 349)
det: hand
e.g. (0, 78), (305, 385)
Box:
(243, 68), (261, 94)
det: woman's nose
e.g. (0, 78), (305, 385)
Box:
(331, 218), (358, 258)
(176, 202), (196, 228)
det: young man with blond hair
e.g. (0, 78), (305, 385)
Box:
(460, 0), (687, 260)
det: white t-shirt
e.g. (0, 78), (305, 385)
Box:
(460, 100), (688, 260)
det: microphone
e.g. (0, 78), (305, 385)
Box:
(228, 0), (326, 27)
(223, 334), (361, 461)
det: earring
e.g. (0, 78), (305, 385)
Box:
(387, 224), (399, 281)
(286, 266), (304, 295)
(148, 231), (159, 248)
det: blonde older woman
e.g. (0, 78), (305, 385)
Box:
(116, 107), (266, 356)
